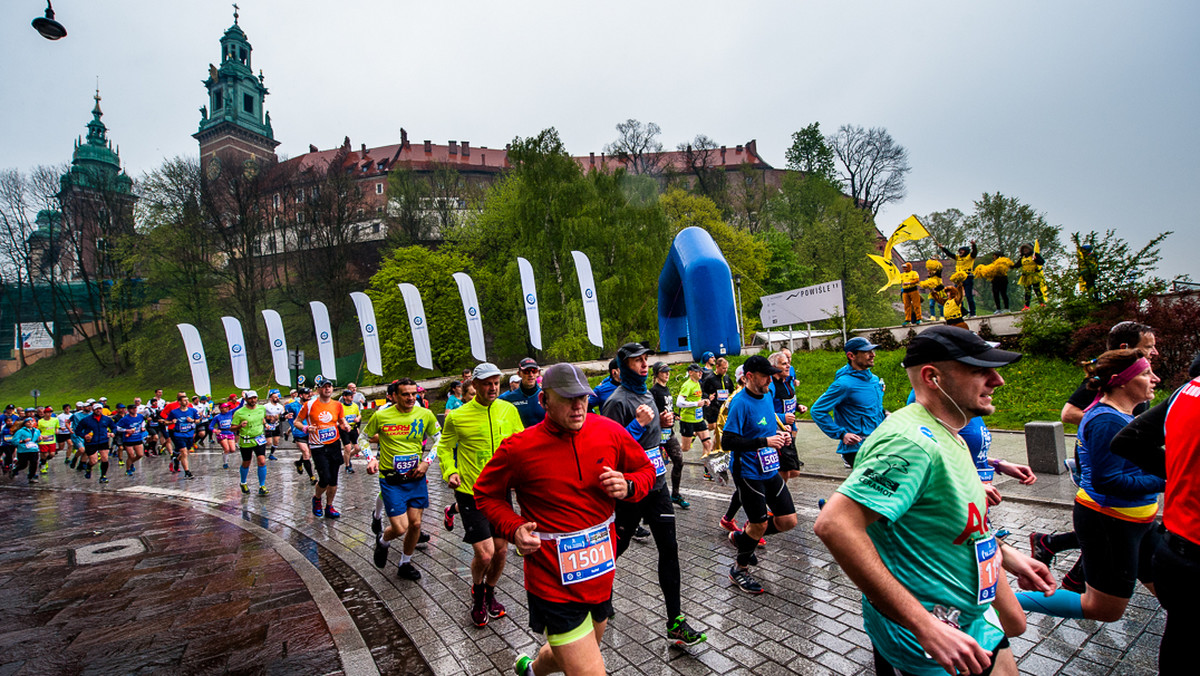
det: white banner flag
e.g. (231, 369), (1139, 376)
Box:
(516, 257), (542, 350)
(571, 250), (604, 348)
(451, 272), (487, 362)
(310, 301), (338, 383)
(261, 309), (291, 387)
(176, 323), (212, 397)
(350, 292), (383, 376)
(220, 316), (251, 389)
(398, 283), (434, 370)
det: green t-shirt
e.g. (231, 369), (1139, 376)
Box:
(363, 405), (440, 475)
(231, 405), (267, 448)
(679, 378), (704, 424)
(836, 403), (1003, 676)
(37, 418), (58, 444)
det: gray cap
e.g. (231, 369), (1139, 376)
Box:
(472, 362), (503, 380)
(541, 363), (594, 399)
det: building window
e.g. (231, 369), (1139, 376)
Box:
(376, 182), (383, 195)
(213, 88), (223, 110)
(273, 215), (280, 227)
(371, 223), (381, 234)
(376, 206), (384, 213)
(311, 185), (320, 199)
(295, 189), (304, 203)
(296, 212), (304, 224)
(273, 193), (280, 209)
(243, 93), (254, 114)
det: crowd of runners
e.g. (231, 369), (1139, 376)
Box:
(5, 320), (1197, 675)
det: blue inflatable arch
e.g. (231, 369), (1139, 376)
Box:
(657, 227), (741, 360)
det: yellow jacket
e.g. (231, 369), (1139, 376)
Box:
(435, 398), (523, 494)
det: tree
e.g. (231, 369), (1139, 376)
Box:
(604, 119), (665, 176)
(674, 134), (728, 211)
(784, 122), (836, 182)
(902, 208), (966, 260)
(384, 167), (433, 248)
(826, 125), (910, 217)
(964, 192), (1062, 263)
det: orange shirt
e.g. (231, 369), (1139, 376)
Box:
(301, 398), (344, 446)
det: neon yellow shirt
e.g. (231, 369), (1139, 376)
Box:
(363, 405), (440, 474)
(435, 397), (523, 495)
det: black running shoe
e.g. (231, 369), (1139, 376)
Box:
(373, 536), (389, 569)
(729, 566), (764, 594)
(1029, 532), (1055, 566)
(371, 512), (382, 535)
(416, 531), (430, 550)
(633, 526), (651, 540)
(1062, 572), (1086, 594)
(667, 616), (708, 646)
(397, 562), (422, 581)
(295, 459), (304, 475)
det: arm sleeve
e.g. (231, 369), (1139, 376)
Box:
(721, 430), (766, 454)
(675, 393), (702, 409)
(435, 413), (460, 482)
(1108, 399), (1169, 478)
(1086, 416), (1167, 496)
(809, 381), (847, 440)
(472, 441), (524, 541)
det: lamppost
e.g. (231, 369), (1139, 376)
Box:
(32, 1), (67, 40)
(733, 273), (743, 347)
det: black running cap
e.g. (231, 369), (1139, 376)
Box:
(617, 342), (649, 362)
(742, 355), (782, 376)
(903, 325), (1022, 368)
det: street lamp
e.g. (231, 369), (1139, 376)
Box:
(32, 1), (67, 40)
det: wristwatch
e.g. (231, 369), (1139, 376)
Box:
(625, 479), (636, 499)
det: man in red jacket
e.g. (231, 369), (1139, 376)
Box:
(475, 362), (656, 676)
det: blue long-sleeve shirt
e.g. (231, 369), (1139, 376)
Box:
(810, 364), (886, 454)
(74, 414), (117, 445)
(1077, 404), (1164, 509)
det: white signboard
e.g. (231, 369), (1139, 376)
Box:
(759, 280), (844, 328)
(16, 322), (53, 349)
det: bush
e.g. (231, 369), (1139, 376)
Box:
(868, 328), (901, 351)
(1018, 306), (1075, 356)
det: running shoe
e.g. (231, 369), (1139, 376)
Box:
(416, 532), (430, 550)
(719, 516), (740, 532)
(671, 494), (691, 510)
(817, 498), (827, 510)
(28, 477), (38, 484)
(99, 476), (109, 484)
(633, 525), (651, 540)
(842, 456), (853, 469)
(312, 496), (323, 517)
(514, 655), (534, 676)
(1027, 535), (1056, 566)
(324, 506), (341, 519)
(667, 616), (707, 646)
(485, 589), (506, 619)
(396, 562), (422, 581)
(64, 456), (71, 465)
(1064, 458), (1081, 488)
(470, 604), (489, 627)
(443, 504), (455, 531)
(728, 566), (764, 594)
(268, 452), (277, 461)
(240, 482), (250, 494)
(294, 459), (304, 475)
(40, 464), (47, 474)
(703, 470), (713, 481)
(223, 463), (229, 469)
(373, 536), (389, 568)
(118, 459), (124, 466)
(84, 470), (92, 480)
(184, 471), (195, 480)
(258, 486), (270, 497)
(126, 470), (134, 477)
(371, 512), (382, 535)
(345, 465), (355, 474)
(309, 476), (318, 485)
(1062, 572), (1085, 594)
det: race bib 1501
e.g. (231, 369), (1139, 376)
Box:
(557, 523), (615, 586)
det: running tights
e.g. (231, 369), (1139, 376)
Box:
(14, 454), (38, 479)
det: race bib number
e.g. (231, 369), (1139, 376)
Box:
(557, 522), (615, 585)
(254, 434), (266, 446)
(393, 454), (419, 475)
(315, 426), (338, 444)
(758, 447), (780, 474)
(660, 427), (671, 444)
(646, 445), (667, 476)
(975, 535), (1000, 604)
(346, 415), (358, 425)
(716, 389), (729, 401)
(977, 467), (995, 484)
(24, 441), (38, 450)
(782, 398), (797, 414)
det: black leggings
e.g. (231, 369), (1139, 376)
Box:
(312, 442), (344, 488)
(664, 437), (683, 497)
(14, 453), (38, 479)
(614, 484), (682, 622)
(1, 445), (14, 467)
(991, 276), (1009, 311)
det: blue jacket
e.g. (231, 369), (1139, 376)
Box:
(810, 364), (886, 454)
(589, 377), (619, 413)
(74, 413), (117, 445)
(1077, 404), (1164, 508)
(499, 384), (543, 428)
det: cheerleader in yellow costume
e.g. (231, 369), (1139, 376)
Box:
(900, 262), (922, 325)
(938, 239), (977, 316)
(941, 271), (969, 328)
(1017, 242), (1048, 309)
(922, 259), (946, 319)
(974, 251), (1015, 313)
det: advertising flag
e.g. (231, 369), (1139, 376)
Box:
(398, 283), (434, 370)
(176, 323), (212, 397)
(451, 272), (487, 362)
(350, 292), (383, 376)
(310, 301), (337, 383)
(220, 316), (251, 389)
(261, 309), (291, 387)
(570, 250), (603, 348)
(516, 257), (542, 350)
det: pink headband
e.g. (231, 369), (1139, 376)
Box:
(1084, 357), (1151, 412)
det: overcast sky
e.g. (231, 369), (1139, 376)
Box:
(5, 1), (1196, 280)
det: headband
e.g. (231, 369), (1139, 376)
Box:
(1084, 356), (1151, 412)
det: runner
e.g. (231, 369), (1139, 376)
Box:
(212, 402), (237, 469)
(67, 402), (91, 470)
(55, 404), (74, 458)
(676, 363), (709, 462)
(474, 362), (657, 676)
(74, 403), (117, 483)
(588, 358), (621, 413)
(347, 382), (367, 408)
(721, 355), (799, 594)
(770, 351), (808, 480)
(263, 390), (285, 460)
(649, 362), (687, 509)
(810, 336), (887, 468)
(507, 375), (521, 393)
(230, 391), (269, 495)
(434, 362), (524, 627)
(11, 416), (41, 484)
(499, 357), (544, 427)
(148, 389), (170, 455)
(191, 396), (211, 448)
(286, 387), (316, 484)
(701, 357), (734, 458)
(166, 392), (198, 479)
(602, 343), (707, 646)
(114, 402), (147, 477)
(814, 325), (1025, 676)
(0, 405), (18, 473)
(37, 406), (58, 474)
(298, 380), (350, 516)
(364, 378), (441, 580)
(339, 389), (361, 474)
(445, 381), (465, 411)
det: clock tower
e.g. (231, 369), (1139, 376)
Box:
(193, 6), (279, 174)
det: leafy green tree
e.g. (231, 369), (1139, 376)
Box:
(902, 208), (966, 261)
(784, 122), (836, 182)
(965, 192), (1062, 263)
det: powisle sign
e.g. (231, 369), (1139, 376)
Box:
(759, 281), (844, 328)
(16, 322), (54, 349)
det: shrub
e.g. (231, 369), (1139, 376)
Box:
(868, 327), (901, 351)
(1019, 306), (1075, 356)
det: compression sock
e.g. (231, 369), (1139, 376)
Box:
(373, 494), (384, 520)
(99, 461), (109, 477)
(724, 492), (742, 522)
(240, 466), (249, 483)
(734, 531), (757, 567)
(302, 459), (313, 477)
(257, 465), (267, 487)
(1016, 590), (1085, 619)
(764, 520), (782, 536)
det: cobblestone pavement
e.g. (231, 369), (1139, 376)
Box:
(1, 436), (1164, 675)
